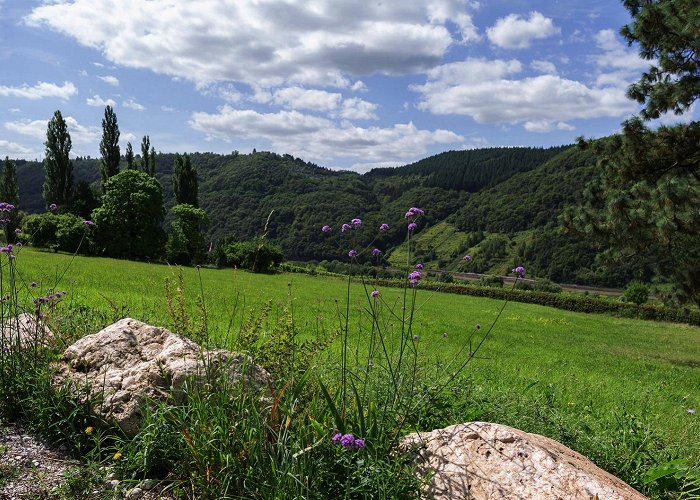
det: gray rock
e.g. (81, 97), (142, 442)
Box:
(55, 318), (271, 437)
(399, 421), (646, 499)
(1, 313), (54, 352)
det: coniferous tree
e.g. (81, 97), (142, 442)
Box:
(140, 135), (150, 173)
(99, 105), (120, 191)
(566, 0), (700, 304)
(173, 153), (198, 206)
(43, 110), (74, 211)
(125, 141), (135, 169)
(1, 157), (20, 242)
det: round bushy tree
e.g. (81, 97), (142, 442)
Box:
(624, 281), (650, 305)
(166, 203), (209, 265)
(92, 170), (166, 260)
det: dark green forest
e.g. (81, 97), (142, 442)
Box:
(8, 145), (641, 287)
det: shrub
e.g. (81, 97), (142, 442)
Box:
(477, 275), (504, 288)
(533, 278), (563, 294)
(23, 212), (93, 253)
(224, 240), (284, 272)
(23, 213), (60, 249)
(624, 281), (650, 305)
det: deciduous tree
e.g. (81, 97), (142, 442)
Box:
(43, 110), (74, 211)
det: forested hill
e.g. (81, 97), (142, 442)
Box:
(12, 145), (611, 277)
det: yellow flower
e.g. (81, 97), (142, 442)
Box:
(113, 452), (122, 461)
(85, 426), (94, 434)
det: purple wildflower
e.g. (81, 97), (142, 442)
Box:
(351, 218), (362, 227)
(30, 281), (37, 288)
(49, 203), (57, 211)
(689, 409), (696, 415)
(408, 222), (418, 231)
(408, 271), (422, 281)
(463, 255), (471, 262)
(55, 292), (62, 298)
(0, 247), (8, 253)
(372, 248), (382, 256)
(341, 223), (351, 232)
(8, 255), (15, 260)
(379, 223), (389, 232)
(332, 433), (342, 444)
(404, 211), (414, 218)
(415, 263), (424, 270)
(321, 225), (331, 233)
(348, 249), (357, 258)
(408, 207), (424, 216)
(410, 278), (419, 286)
(14, 228), (21, 234)
(340, 434), (356, 448)
(82, 220), (95, 226)
(512, 266), (526, 278)
(371, 290), (380, 297)
(7, 244), (12, 251)
(354, 438), (365, 449)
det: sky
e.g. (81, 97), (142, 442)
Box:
(0, 0), (697, 172)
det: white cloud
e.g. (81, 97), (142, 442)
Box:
(161, 105), (175, 112)
(0, 139), (36, 158)
(91, 61), (104, 68)
(351, 80), (368, 92)
(123, 98), (145, 111)
(272, 87), (341, 112)
(486, 11), (560, 49)
(557, 122), (576, 131)
(5, 116), (100, 144)
(412, 57), (636, 129)
(530, 60), (557, 75)
(340, 97), (378, 120)
(189, 105), (462, 162)
(86, 94), (116, 107)
(25, 0), (478, 87)
(0, 81), (77, 100)
(347, 160), (404, 173)
(594, 29), (649, 73)
(98, 75), (119, 86)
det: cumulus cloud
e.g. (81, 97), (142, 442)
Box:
(593, 29), (650, 90)
(351, 80), (368, 92)
(0, 81), (77, 100)
(272, 87), (341, 112)
(340, 97), (378, 120)
(86, 94), (116, 107)
(530, 60), (557, 75)
(25, 0), (478, 87)
(123, 98), (145, 111)
(412, 56), (636, 130)
(189, 106), (462, 162)
(0, 139), (36, 158)
(5, 116), (100, 144)
(486, 11), (560, 49)
(98, 75), (119, 86)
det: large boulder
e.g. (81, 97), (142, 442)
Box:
(55, 318), (271, 437)
(399, 421), (646, 499)
(1, 313), (55, 352)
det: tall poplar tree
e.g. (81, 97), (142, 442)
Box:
(173, 153), (198, 206)
(99, 105), (121, 191)
(43, 110), (74, 210)
(125, 141), (135, 169)
(1, 157), (20, 242)
(140, 135), (150, 173)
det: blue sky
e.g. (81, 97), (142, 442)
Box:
(1, 0), (697, 172)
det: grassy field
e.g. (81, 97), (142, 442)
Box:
(9, 247), (700, 492)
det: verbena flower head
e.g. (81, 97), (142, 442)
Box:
(82, 220), (95, 226)
(321, 225), (331, 233)
(404, 211), (414, 218)
(371, 290), (380, 297)
(354, 438), (365, 449)
(30, 281), (37, 288)
(340, 433), (355, 448)
(348, 249), (357, 258)
(372, 248), (382, 256)
(351, 218), (362, 227)
(379, 223), (389, 232)
(332, 433), (342, 444)
(8, 254), (16, 260)
(463, 255), (472, 262)
(408, 271), (422, 281)
(341, 223), (351, 232)
(512, 266), (526, 278)
(410, 278), (419, 286)
(408, 207), (424, 216)
(0, 203), (15, 212)
(415, 263), (424, 270)
(49, 203), (57, 211)
(14, 228), (21, 234)
(408, 222), (418, 231)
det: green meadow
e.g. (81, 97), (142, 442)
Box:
(15, 247), (700, 469)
